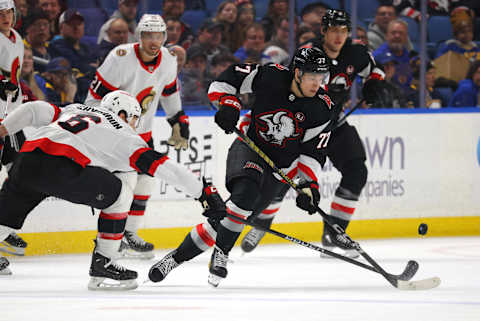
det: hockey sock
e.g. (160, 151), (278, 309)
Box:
(253, 202), (281, 227)
(125, 194), (149, 233)
(173, 232), (206, 263)
(97, 210), (127, 257)
(329, 187), (359, 230)
(215, 201), (252, 253)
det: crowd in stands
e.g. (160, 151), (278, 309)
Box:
(11, 0), (480, 109)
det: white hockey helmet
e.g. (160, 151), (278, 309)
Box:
(0, 0), (16, 24)
(136, 14), (167, 46)
(101, 90), (142, 128)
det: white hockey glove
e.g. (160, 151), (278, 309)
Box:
(167, 111), (189, 150)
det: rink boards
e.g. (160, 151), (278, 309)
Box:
(10, 108), (480, 255)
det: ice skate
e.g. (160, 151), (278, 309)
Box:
(0, 232), (27, 256)
(321, 224), (359, 259)
(241, 228), (266, 253)
(88, 250), (138, 291)
(118, 230), (154, 260)
(148, 250), (182, 283)
(208, 246), (231, 287)
(0, 257), (12, 275)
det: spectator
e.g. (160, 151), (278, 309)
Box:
(36, 0), (61, 37)
(13, 0), (28, 32)
(355, 26), (368, 47)
(449, 60), (480, 107)
(191, 18), (231, 64)
(234, 23), (269, 63)
(162, 0), (194, 48)
(299, 2), (329, 36)
(367, 3), (414, 52)
(375, 52), (408, 108)
(34, 56), (77, 105)
(261, 0), (288, 42)
(406, 59), (442, 108)
(165, 16), (182, 46)
(97, 18), (129, 64)
(23, 9), (51, 73)
(48, 9), (98, 101)
(262, 16), (296, 65)
(213, 1), (237, 51)
(209, 53), (239, 78)
(373, 19), (413, 90)
(180, 46), (209, 106)
(167, 44), (187, 74)
(231, 1), (255, 52)
(97, 0), (138, 44)
(394, 0), (456, 21)
(435, 7), (480, 61)
(20, 46), (44, 101)
(296, 25), (316, 46)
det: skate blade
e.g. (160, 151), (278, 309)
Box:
(0, 243), (26, 256)
(119, 249), (154, 260)
(320, 246), (360, 259)
(207, 274), (223, 287)
(88, 277), (138, 291)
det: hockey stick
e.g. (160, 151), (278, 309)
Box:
(232, 127), (440, 290)
(336, 98), (364, 126)
(230, 213), (417, 281)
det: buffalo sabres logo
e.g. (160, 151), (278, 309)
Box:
(256, 109), (302, 147)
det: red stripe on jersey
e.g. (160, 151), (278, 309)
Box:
(262, 207), (280, 215)
(147, 154), (169, 176)
(139, 131), (152, 143)
(239, 120), (250, 134)
(134, 195), (150, 201)
(128, 210), (145, 216)
(368, 72), (384, 81)
(95, 71), (119, 91)
(298, 162), (318, 182)
(208, 92), (224, 102)
(280, 167), (298, 184)
(226, 207), (246, 224)
(50, 103), (62, 122)
(10, 57), (20, 86)
(407, 8), (415, 17)
(134, 43), (162, 73)
(99, 211), (128, 220)
(331, 202), (355, 215)
(21, 138), (91, 167)
(98, 232), (123, 240)
(161, 78), (178, 96)
(129, 147), (151, 171)
(88, 87), (102, 100)
(196, 224), (215, 247)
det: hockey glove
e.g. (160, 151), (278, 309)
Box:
(0, 79), (18, 102)
(167, 110), (189, 150)
(197, 177), (227, 220)
(214, 95), (241, 134)
(296, 181), (320, 215)
(362, 79), (392, 107)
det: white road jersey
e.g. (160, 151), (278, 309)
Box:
(85, 43), (182, 141)
(0, 28), (24, 117)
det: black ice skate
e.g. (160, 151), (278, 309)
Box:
(88, 250), (138, 291)
(119, 230), (154, 260)
(240, 217), (273, 253)
(321, 223), (359, 259)
(0, 257), (12, 275)
(208, 246), (231, 287)
(148, 250), (182, 283)
(0, 232), (28, 256)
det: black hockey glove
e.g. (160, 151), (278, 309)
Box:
(167, 110), (189, 150)
(214, 95), (241, 134)
(197, 177), (227, 220)
(327, 84), (349, 109)
(296, 181), (320, 215)
(362, 79), (392, 108)
(0, 79), (18, 102)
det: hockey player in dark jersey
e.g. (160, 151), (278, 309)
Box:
(148, 47), (337, 287)
(240, 9), (387, 258)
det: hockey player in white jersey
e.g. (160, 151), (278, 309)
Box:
(85, 14), (189, 258)
(0, 90), (227, 289)
(0, 0), (28, 257)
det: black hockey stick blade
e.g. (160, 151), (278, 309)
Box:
(398, 260), (419, 281)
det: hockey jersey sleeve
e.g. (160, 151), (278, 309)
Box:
(158, 53), (182, 118)
(207, 63), (262, 103)
(353, 44), (385, 82)
(1, 101), (61, 135)
(86, 50), (122, 104)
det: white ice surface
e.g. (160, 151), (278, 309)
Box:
(1, 236), (479, 321)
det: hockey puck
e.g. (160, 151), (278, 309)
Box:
(418, 223), (428, 235)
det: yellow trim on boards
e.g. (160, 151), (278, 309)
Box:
(7, 216), (480, 256)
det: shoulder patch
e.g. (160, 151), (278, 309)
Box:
(116, 49), (127, 56)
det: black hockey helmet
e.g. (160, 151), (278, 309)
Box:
(290, 47), (330, 75)
(321, 9), (351, 32)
